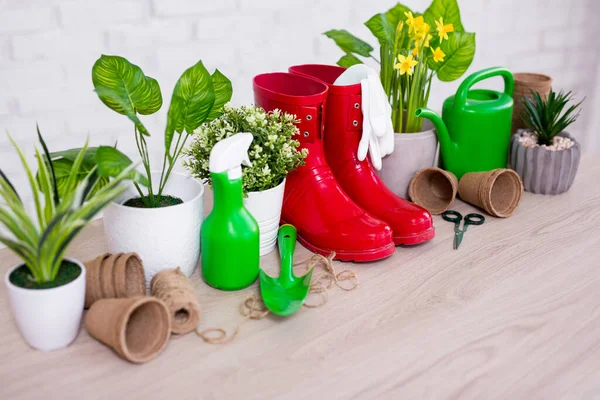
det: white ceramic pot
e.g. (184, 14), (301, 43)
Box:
(5, 258), (86, 351)
(103, 172), (204, 284)
(243, 178), (286, 256)
(377, 120), (438, 199)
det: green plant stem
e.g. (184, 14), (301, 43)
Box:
(134, 126), (154, 207)
(158, 132), (183, 196)
(133, 182), (145, 199)
(158, 132), (190, 196)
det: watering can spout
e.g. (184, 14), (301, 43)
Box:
(415, 108), (456, 160)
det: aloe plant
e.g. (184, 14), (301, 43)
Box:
(0, 129), (138, 284)
(91, 55), (233, 207)
(520, 89), (583, 146)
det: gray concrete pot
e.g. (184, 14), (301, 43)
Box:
(509, 130), (581, 195)
(377, 119), (438, 199)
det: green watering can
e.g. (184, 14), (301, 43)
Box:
(416, 67), (514, 180)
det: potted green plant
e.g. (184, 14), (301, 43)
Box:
(325, 0), (475, 198)
(2, 130), (136, 351)
(510, 89), (583, 195)
(184, 105), (307, 255)
(90, 55), (232, 283)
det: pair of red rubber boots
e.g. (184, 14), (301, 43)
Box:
(253, 64), (434, 262)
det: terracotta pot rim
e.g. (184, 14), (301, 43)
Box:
(514, 72), (552, 83)
(118, 297), (171, 363)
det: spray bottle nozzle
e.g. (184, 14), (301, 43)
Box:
(209, 132), (254, 180)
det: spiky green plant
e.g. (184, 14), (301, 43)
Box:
(520, 89), (583, 146)
(0, 129), (137, 284)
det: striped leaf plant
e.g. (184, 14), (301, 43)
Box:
(0, 128), (143, 284)
(91, 55), (233, 208)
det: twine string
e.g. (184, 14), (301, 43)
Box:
(151, 267), (201, 335)
(195, 252), (359, 344)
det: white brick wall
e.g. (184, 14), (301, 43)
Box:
(0, 0), (599, 207)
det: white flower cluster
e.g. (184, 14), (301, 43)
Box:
(184, 104), (307, 195)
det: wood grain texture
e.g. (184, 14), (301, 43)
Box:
(1, 160), (599, 400)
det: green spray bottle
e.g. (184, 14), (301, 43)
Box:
(201, 132), (260, 290)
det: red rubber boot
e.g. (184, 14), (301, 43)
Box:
(289, 64), (435, 245)
(253, 72), (395, 261)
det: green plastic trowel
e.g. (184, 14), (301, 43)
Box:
(259, 224), (313, 316)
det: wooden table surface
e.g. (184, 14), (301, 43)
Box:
(1, 160), (600, 400)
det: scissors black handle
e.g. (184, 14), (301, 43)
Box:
(441, 210), (462, 223)
(464, 213), (485, 226)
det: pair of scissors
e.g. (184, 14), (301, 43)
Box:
(441, 210), (485, 250)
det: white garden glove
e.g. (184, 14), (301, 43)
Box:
(334, 64), (395, 170)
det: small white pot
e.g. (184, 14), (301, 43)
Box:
(5, 258), (86, 351)
(103, 172), (204, 284)
(243, 178), (286, 256)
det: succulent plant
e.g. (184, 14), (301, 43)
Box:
(520, 89), (583, 146)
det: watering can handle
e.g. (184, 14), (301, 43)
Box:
(454, 67), (514, 111)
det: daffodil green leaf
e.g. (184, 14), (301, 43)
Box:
(205, 69), (233, 122)
(95, 146), (149, 187)
(423, 0), (464, 33)
(92, 55), (163, 136)
(324, 30), (373, 57)
(165, 60), (216, 156)
(337, 53), (363, 68)
(435, 32), (476, 82)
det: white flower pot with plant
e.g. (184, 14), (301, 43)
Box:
(89, 55), (233, 281)
(103, 172), (204, 282)
(1, 131), (134, 351)
(325, 0), (476, 197)
(510, 89), (583, 195)
(185, 105), (306, 256)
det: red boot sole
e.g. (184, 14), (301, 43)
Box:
(294, 232), (395, 263)
(393, 226), (435, 246)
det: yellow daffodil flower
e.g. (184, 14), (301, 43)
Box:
(412, 46), (419, 56)
(435, 17), (454, 42)
(411, 16), (425, 35)
(431, 46), (445, 63)
(404, 11), (415, 27)
(394, 54), (418, 76)
(423, 33), (433, 48)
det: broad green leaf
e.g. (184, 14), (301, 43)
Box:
(384, 4), (414, 53)
(49, 159), (107, 200)
(337, 53), (363, 68)
(423, 0), (464, 33)
(49, 147), (99, 167)
(385, 3), (413, 28)
(95, 146), (149, 186)
(205, 69), (233, 122)
(365, 13), (396, 46)
(92, 55), (163, 136)
(165, 60), (216, 154)
(324, 30), (373, 57)
(435, 32), (476, 82)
